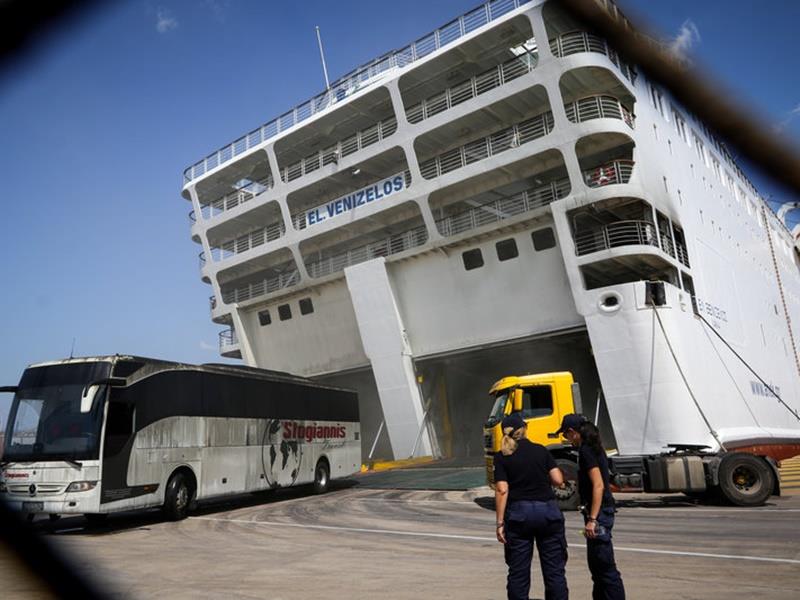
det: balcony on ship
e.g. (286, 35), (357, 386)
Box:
(400, 13), (538, 127)
(576, 132), (635, 189)
(219, 326), (241, 358)
(204, 201), (285, 266)
(543, 2), (637, 84)
(218, 248), (300, 306)
(299, 203), (428, 280)
(569, 198), (690, 289)
(274, 87), (396, 189)
(191, 152), (274, 224)
(430, 148), (570, 239)
(560, 66), (635, 130)
(286, 147), (410, 232)
(415, 86), (553, 182)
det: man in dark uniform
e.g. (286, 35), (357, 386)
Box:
(494, 412), (568, 600)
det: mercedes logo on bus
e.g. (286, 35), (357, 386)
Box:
(29, 483), (37, 496)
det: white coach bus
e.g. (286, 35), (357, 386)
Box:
(0, 356), (361, 521)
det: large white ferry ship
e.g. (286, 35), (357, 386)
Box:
(180, 0), (800, 462)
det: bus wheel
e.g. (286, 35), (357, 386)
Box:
(164, 472), (193, 520)
(718, 453), (774, 506)
(313, 459), (330, 495)
(554, 458), (580, 511)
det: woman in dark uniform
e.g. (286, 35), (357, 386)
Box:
(556, 414), (626, 600)
(494, 412), (568, 600)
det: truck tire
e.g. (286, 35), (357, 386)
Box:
(554, 458), (580, 511)
(163, 471), (193, 520)
(718, 453), (774, 506)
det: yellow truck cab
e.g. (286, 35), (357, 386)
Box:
(483, 372), (582, 509)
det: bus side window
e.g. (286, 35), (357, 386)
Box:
(104, 401), (134, 457)
(521, 386), (553, 419)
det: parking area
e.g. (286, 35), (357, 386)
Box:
(3, 477), (799, 600)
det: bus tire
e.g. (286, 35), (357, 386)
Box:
(718, 453), (774, 506)
(313, 458), (330, 495)
(554, 458), (580, 511)
(163, 471), (193, 520)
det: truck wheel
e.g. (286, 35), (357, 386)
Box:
(554, 458), (580, 511)
(163, 472), (193, 520)
(313, 459), (330, 495)
(718, 453), (774, 506)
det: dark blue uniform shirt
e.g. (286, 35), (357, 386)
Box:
(577, 443), (614, 507)
(494, 439), (557, 503)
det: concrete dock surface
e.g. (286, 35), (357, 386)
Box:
(3, 481), (799, 599)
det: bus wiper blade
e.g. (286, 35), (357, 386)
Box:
(63, 459), (83, 469)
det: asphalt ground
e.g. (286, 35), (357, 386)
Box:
(2, 480), (799, 600)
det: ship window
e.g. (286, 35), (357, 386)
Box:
(531, 228), (556, 251)
(462, 248), (484, 271)
(521, 386), (553, 419)
(278, 304), (292, 321)
(496, 239), (518, 262)
(299, 298), (314, 315)
(258, 310), (271, 326)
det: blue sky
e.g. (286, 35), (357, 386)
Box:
(1, 0), (799, 425)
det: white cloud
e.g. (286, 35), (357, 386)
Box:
(773, 103), (800, 133)
(668, 19), (700, 59)
(155, 7), (178, 34)
(199, 340), (216, 351)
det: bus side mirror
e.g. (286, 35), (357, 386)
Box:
(81, 378), (126, 413)
(0, 386), (18, 393)
(511, 389), (523, 412)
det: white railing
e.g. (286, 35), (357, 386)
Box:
(281, 117), (398, 184)
(406, 52), (537, 124)
(549, 31), (637, 84)
(291, 170), (412, 230)
(419, 111), (554, 179)
(221, 269), (301, 304)
(564, 95), (634, 128)
(199, 174), (274, 220)
(574, 220), (659, 255)
(184, 0), (534, 183)
(676, 242), (690, 267)
(219, 328), (238, 351)
(436, 177), (570, 236)
(209, 221), (286, 263)
(305, 225), (428, 279)
(582, 159), (634, 187)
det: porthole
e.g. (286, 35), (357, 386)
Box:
(598, 292), (623, 313)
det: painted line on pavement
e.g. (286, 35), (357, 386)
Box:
(192, 516), (800, 565)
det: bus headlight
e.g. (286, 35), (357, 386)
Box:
(66, 481), (98, 493)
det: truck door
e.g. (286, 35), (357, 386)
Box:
(519, 384), (559, 446)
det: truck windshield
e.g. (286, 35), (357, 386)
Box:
(485, 392), (509, 427)
(3, 362), (111, 462)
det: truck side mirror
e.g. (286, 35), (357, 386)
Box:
(511, 388), (523, 412)
(81, 377), (126, 413)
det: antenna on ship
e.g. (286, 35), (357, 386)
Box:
(315, 25), (331, 90)
(69, 337), (76, 359)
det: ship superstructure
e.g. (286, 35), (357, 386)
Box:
(181, 0), (800, 460)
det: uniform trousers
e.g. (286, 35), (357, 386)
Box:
(584, 506), (625, 600)
(504, 499), (568, 600)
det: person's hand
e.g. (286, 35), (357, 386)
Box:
(496, 523), (506, 544)
(584, 519), (597, 539)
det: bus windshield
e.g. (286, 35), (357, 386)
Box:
(485, 392), (509, 428)
(3, 362), (111, 462)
